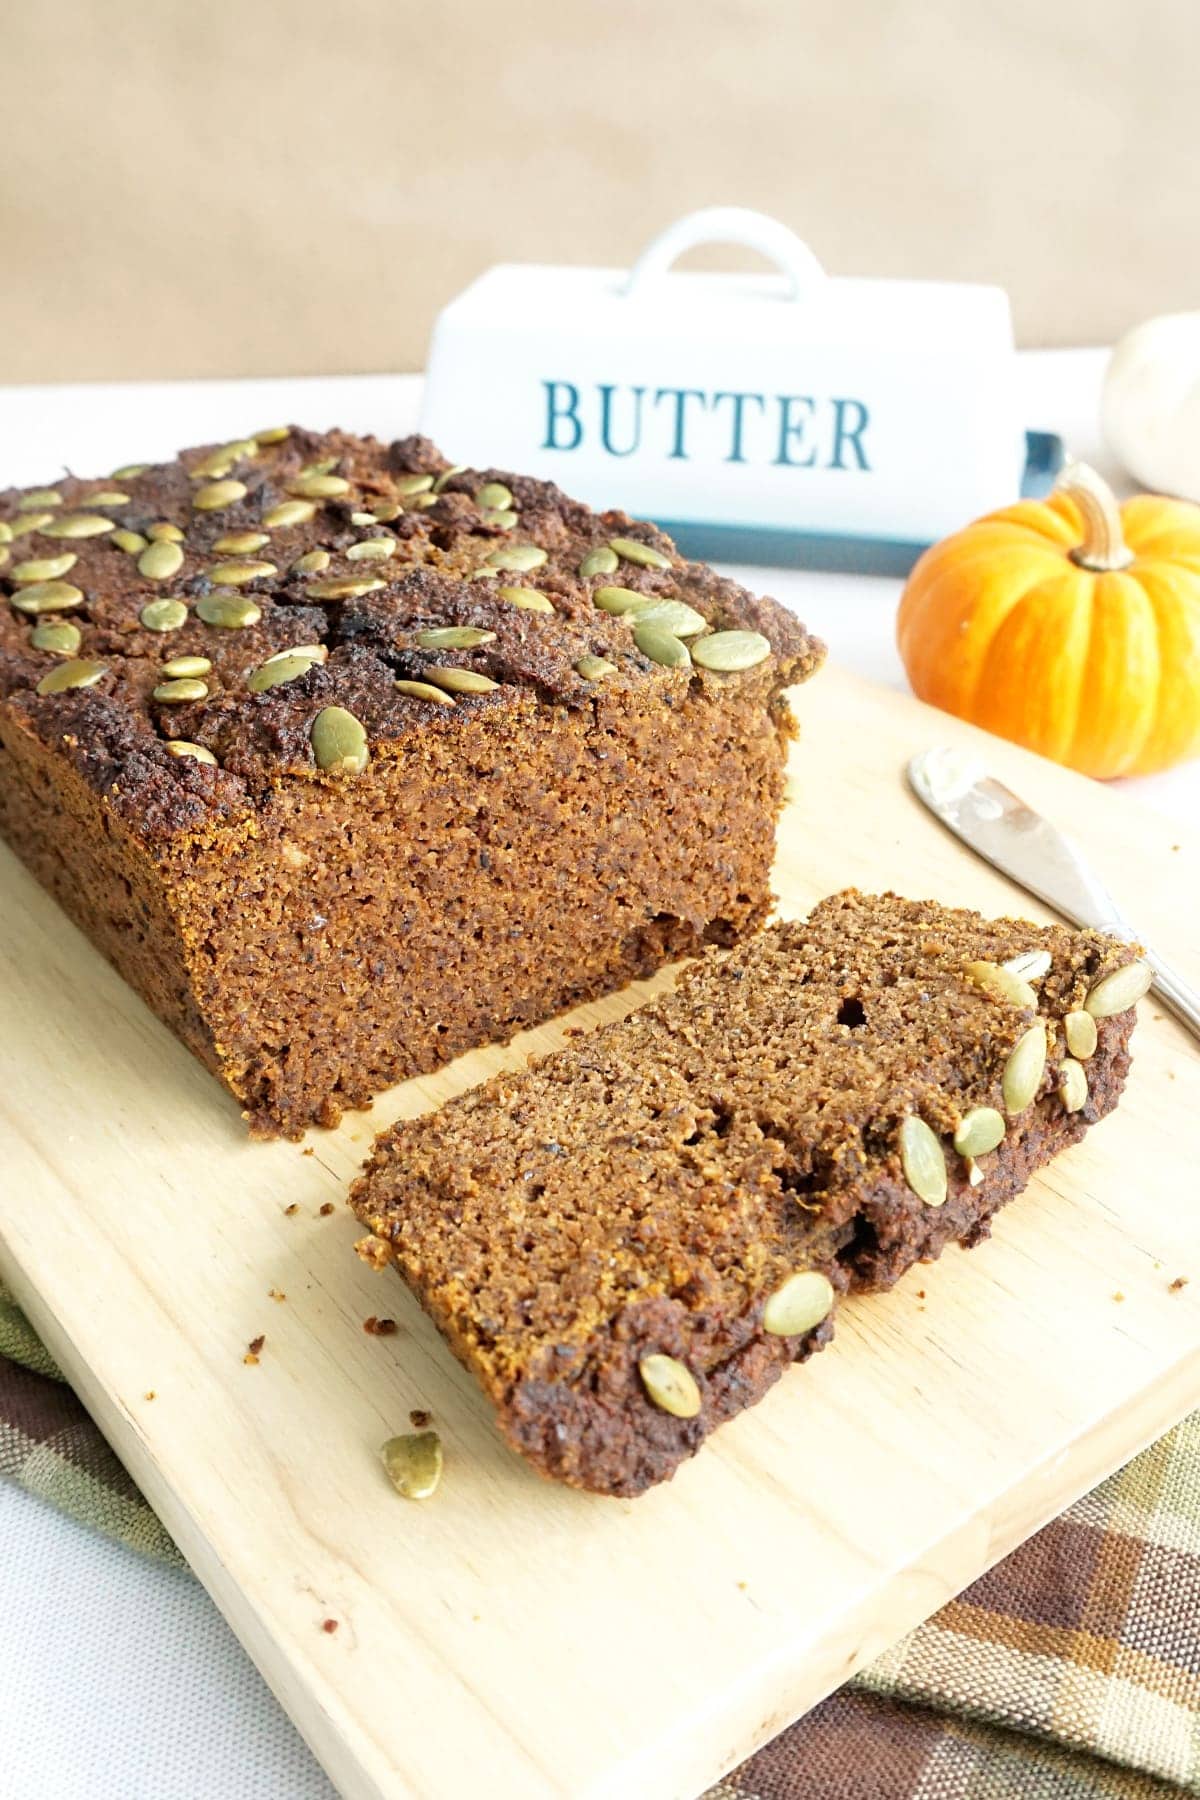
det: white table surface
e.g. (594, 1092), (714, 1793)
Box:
(1, 352), (1196, 1800)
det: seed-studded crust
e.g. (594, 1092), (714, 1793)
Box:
(351, 891), (1142, 1497)
(0, 428), (823, 1134)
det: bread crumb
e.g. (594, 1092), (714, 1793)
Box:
(1170, 1276), (1189, 1292)
(284, 1203), (299, 1217)
(319, 1202), (336, 1217)
(409, 1408), (431, 1428)
(268, 1287), (286, 1303)
(244, 1333), (266, 1363)
(143, 1390), (156, 1401)
(355, 1234), (390, 1270)
(302, 1146), (314, 1156)
(321, 1618), (338, 1634)
(916, 1289), (926, 1300)
(1112, 1292), (1126, 1303)
(364, 1316), (398, 1336)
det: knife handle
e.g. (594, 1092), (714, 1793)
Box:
(1145, 950), (1200, 1045)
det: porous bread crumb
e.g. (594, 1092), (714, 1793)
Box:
(352, 890), (1141, 1497)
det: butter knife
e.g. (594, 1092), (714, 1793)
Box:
(908, 746), (1200, 1042)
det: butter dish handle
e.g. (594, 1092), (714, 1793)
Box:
(624, 206), (826, 303)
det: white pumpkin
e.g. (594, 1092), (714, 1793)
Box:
(1102, 312), (1200, 501)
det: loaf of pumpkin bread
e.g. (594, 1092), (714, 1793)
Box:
(352, 890), (1147, 1496)
(0, 428), (821, 1135)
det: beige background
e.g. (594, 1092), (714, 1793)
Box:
(2, 0), (1196, 384)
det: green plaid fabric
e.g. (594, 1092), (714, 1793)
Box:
(1, 1277), (1194, 1797)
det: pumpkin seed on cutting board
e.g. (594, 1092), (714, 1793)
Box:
(381, 1431), (443, 1500)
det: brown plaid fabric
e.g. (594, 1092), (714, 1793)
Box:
(1, 1279), (1194, 1798)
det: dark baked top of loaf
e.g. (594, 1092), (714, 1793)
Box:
(0, 428), (823, 842)
(353, 889), (1137, 1398)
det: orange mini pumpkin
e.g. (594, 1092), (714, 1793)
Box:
(897, 465), (1200, 778)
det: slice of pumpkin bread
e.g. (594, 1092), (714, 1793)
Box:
(352, 890), (1147, 1496)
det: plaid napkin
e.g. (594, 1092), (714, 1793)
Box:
(2, 1278), (1195, 1799)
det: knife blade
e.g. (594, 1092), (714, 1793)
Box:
(907, 746), (1200, 1042)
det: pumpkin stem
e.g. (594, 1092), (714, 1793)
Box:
(1058, 462), (1134, 572)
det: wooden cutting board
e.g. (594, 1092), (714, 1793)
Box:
(2, 664), (1198, 1800)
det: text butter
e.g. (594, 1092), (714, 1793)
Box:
(421, 208), (1032, 570)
